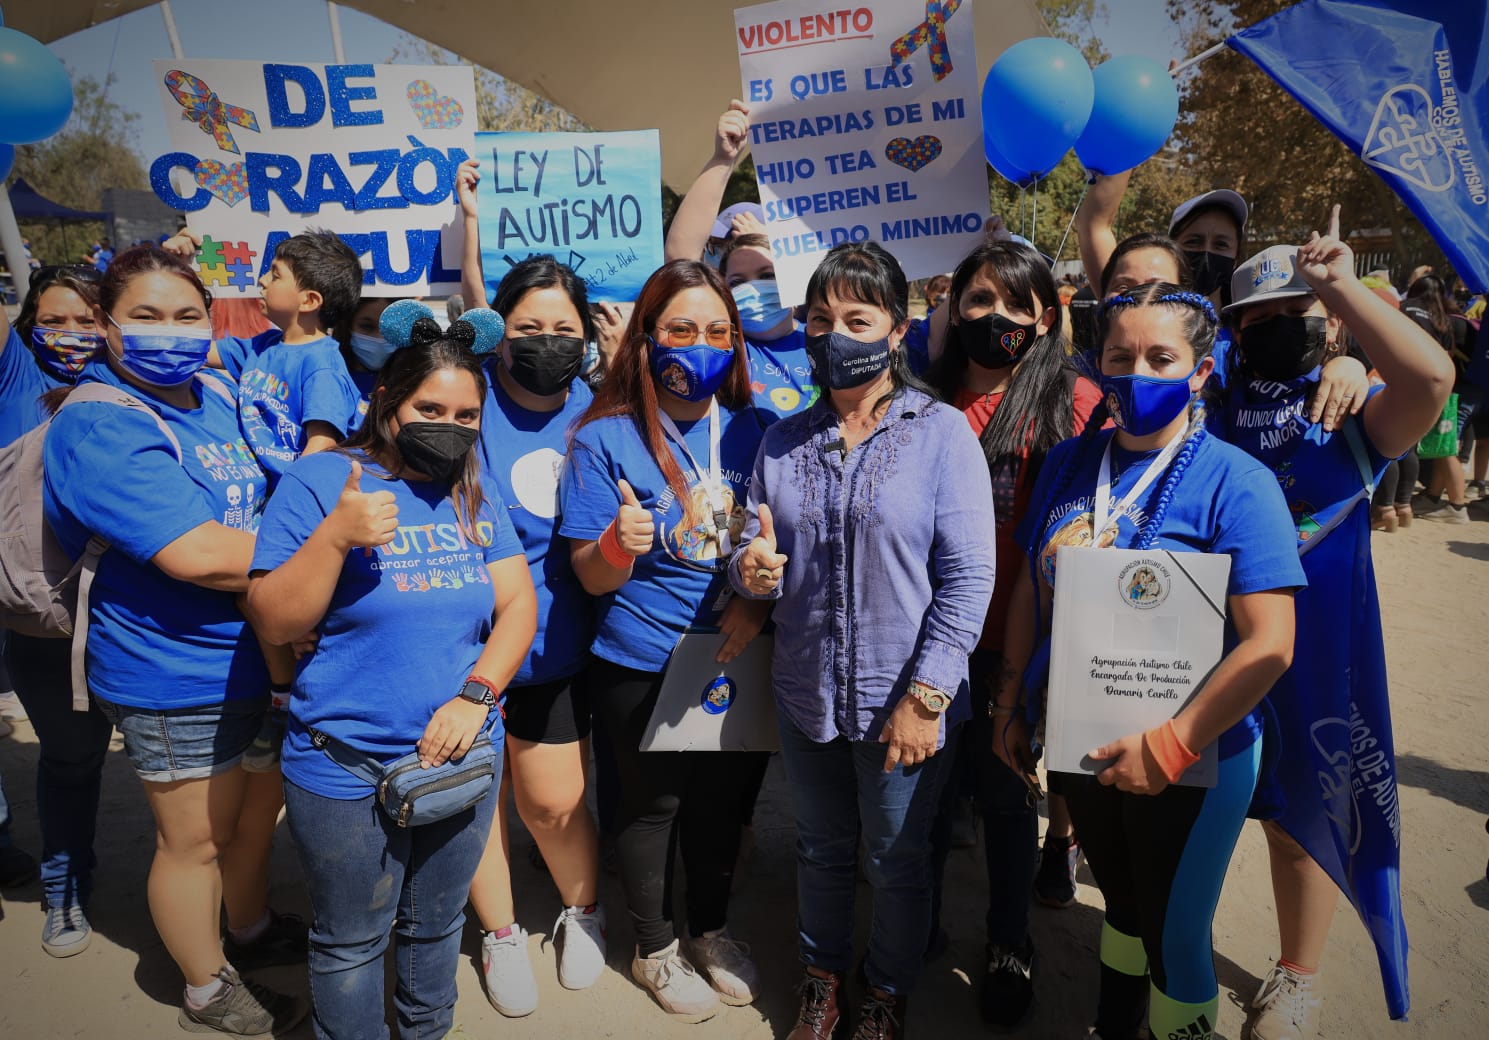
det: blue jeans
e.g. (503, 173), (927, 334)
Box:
(5, 634), (113, 909)
(777, 708), (949, 995)
(95, 694), (264, 783)
(284, 773), (498, 1040)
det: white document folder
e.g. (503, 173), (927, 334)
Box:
(1046, 546), (1231, 788)
(640, 631), (779, 752)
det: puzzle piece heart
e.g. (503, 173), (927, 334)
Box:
(884, 135), (943, 172)
(193, 160), (249, 206)
(407, 80), (464, 130)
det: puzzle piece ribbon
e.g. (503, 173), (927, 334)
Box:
(889, 0), (963, 83)
(165, 70), (261, 155)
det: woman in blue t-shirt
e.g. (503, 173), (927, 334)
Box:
(0, 263), (114, 959)
(560, 259), (768, 1023)
(1217, 212), (1454, 1038)
(718, 233), (819, 423)
(42, 245), (306, 1036)
(247, 315), (536, 1039)
(458, 252), (608, 1016)
(995, 284), (1305, 1040)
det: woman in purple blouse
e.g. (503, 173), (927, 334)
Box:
(730, 242), (995, 1040)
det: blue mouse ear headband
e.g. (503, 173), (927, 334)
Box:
(379, 299), (437, 349)
(453, 307), (504, 355)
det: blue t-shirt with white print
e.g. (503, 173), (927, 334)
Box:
(745, 328), (819, 424)
(559, 406), (765, 672)
(477, 368), (594, 685)
(42, 360), (269, 709)
(251, 450), (524, 799)
(216, 330), (362, 486)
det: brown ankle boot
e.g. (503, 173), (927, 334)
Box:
(789, 969), (847, 1040)
(851, 990), (909, 1040)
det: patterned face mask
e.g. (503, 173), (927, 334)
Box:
(31, 326), (104, 381)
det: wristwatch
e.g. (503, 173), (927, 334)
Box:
(909, 681), (951, 714)
(458, 676), (500, 707)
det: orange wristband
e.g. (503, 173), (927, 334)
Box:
(597, 521), (633, 569)
(1143, 719), (1200, 784)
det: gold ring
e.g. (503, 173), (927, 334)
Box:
(754, 568), (775, 582)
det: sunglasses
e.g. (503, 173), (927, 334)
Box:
(30, 264), (104, 289)
(653, 320), (736, 350)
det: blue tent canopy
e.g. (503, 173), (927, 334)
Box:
(8, 178), (108, 222)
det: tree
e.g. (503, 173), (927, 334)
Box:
(7, 74), (148, 264)
(390, 36), (585, 134)
(1165, 0), (1448, 282)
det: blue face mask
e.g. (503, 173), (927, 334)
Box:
(731, 279), (793, 338)
(649, 338), (734, 401)
(805, 331), (893, 390)
(31, 326), (104, 382)
(350, 330), (397, 370)
(1099, 364), (1201, 436)
(108, 317), (213, 387)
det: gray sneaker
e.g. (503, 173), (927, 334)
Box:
(178, 965), (308, 1037)
(42, 904), (91, 958)
(1416, 501), (1471, 525)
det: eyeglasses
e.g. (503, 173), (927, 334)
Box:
(654, 320), (735, 350)
(30, 264), (103, 289)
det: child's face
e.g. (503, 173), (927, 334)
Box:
(258, 259), (309, 328)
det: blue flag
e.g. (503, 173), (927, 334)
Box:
(1229, 0), (1489, 292)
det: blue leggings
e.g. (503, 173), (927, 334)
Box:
(1061, 737), (1261, 1040)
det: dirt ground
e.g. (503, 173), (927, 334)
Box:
(1, 509), (1486, 1039)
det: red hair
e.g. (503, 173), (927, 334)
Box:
(574, 259), (752, 520)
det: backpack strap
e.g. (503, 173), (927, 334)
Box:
(195, 369), (238, 409)
(1297, 415), (1377, 558)
(53, 383), (183, 709)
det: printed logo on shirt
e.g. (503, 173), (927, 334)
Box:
(221, 482), (264, 532)
(390, 565), (489, 593)
(701, 676), (735, 715)
(1039, 494), (1149, 585)
(508, 447), (565, 520)
(1116, 557), (1170, 610)
(657, 478), (747, 569)
(358, 520), (496, 577)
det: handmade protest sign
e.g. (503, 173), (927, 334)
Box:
(475, 130), (663, 303)
(735, 0), (987, 303)
(149, 60), (477, 297)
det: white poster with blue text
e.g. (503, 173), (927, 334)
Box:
(735, 0), (986, 303)
(475, 130), (663, 303)
(149, 59), (476, 297)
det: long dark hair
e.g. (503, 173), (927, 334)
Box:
(804, 241), (935, 410)
(341, 317), (490, 540)
(1098, 233), (1193, 297)
(1405, 275), (1450, 335)
(491, 254), (602, 385)
(574, 260), (752, 519)
(928, 241), (1073, 488)
(16, 266), (102, 345)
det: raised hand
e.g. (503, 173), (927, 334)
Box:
(456, 157), (480, 219)
(1296, 204), (1355, 291)
(328, 460), (399, 551)
(738, 502), (788, 595)
(715, 99), (751, 165)
(614, 479), (655, 557)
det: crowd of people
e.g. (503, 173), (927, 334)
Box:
(0, 92), (1475, 1040)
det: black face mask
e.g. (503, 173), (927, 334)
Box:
(1240, 314), (1330, 382)
(395, 421), (478, 481)
(505, 334), (585, 397)
(1184, 251), (1236, 299)
(953, 312), (1040, 369)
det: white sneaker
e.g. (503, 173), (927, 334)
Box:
(631, 939), (719, 1022)
(1251, 961), (1320, 1040)
(1417, 501), (1471, 524)
(481, 925), (538, 1018)
(553, 904), (607, 990)
(689, 927), (760, 1006)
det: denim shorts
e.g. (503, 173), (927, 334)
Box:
(94, 695), (268, 783)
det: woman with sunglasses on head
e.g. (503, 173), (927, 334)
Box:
(247, 308), (536, 1040)
(731, 242), (995, 1040)
(996, 284), (1303, 1040)
(0, 263), (114, 959)
(560, 259), (767, 1023)
(41, 245), (307, 1035)
(1217, 210), (1452, 1040)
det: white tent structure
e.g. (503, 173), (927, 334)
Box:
(2, 0), (1049, 283)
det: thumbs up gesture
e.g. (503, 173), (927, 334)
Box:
(328, 460), (400, 551)
(613, 479), (655, 557)
(739, 502), (788, 595)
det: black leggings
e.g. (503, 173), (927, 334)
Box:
(1373, 448), (1420, 507)
(587, 656), (764, 956)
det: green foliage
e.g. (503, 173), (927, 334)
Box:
(7, 74), (147, 264)
(390, 36), (586, 133)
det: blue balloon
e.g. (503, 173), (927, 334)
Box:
(0, 28), (74, 145)
(982, 37), (1094, 179)
(1075, 56), (1180, 176)
(983, 128), (1035, 188)
(0, 143), (12, 181)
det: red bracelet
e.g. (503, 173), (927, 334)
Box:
(1143, 719), (1201, 784)
(597, 520), (633, 569)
